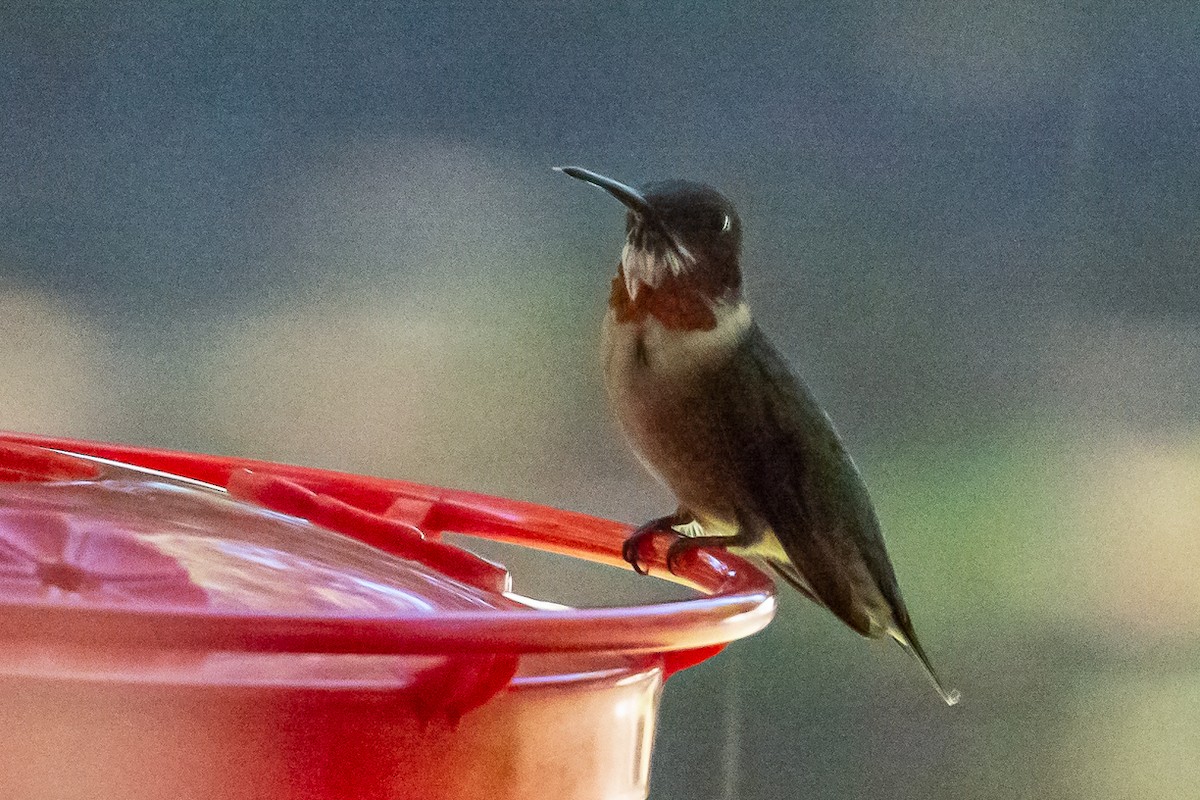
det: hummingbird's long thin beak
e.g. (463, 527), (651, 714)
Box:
(555, 166), (652, 217)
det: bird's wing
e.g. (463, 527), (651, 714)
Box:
(706, 326), (960, 703)
(705, 324), (905, 636)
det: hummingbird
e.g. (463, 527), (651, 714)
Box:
(557, 166), (958, 706)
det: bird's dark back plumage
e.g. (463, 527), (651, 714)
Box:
(706, 325), (907, 635)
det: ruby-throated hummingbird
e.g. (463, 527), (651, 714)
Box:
(558, 166), (959, 706)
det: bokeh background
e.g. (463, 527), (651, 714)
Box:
(3, 2), (1198, 798)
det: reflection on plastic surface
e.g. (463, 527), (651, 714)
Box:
(0, 474), (505, 617)
(0, 436), (776, 799)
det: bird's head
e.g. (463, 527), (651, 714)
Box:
(558, 167), (743, 309)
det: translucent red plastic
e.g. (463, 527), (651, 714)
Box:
(0, 433), (778, 799)
(0, 433), (776, 663)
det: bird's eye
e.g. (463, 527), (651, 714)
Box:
(720, 214), (732, 233)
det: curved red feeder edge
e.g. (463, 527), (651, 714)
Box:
(0, 433), (777, 678)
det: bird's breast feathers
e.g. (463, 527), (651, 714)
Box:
(604, 299), (752, 380)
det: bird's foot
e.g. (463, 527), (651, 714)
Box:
(621, 514), (686, 575)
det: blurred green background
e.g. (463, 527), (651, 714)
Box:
(2, 2), (1198, 797)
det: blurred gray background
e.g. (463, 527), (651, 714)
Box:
(3, 2), (1198, 798)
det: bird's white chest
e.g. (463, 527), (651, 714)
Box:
(602, 301), (750, 384)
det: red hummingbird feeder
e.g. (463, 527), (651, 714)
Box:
(0, 432), (775, 799)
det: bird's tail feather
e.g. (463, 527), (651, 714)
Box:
(765, 558), (960, 706)
(889, 623), (960, 706)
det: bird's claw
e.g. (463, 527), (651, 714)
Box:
(622, 513), (702, 576)
(621, 530), (655, 575)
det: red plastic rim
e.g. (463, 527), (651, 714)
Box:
(0, 433), (776, 657)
